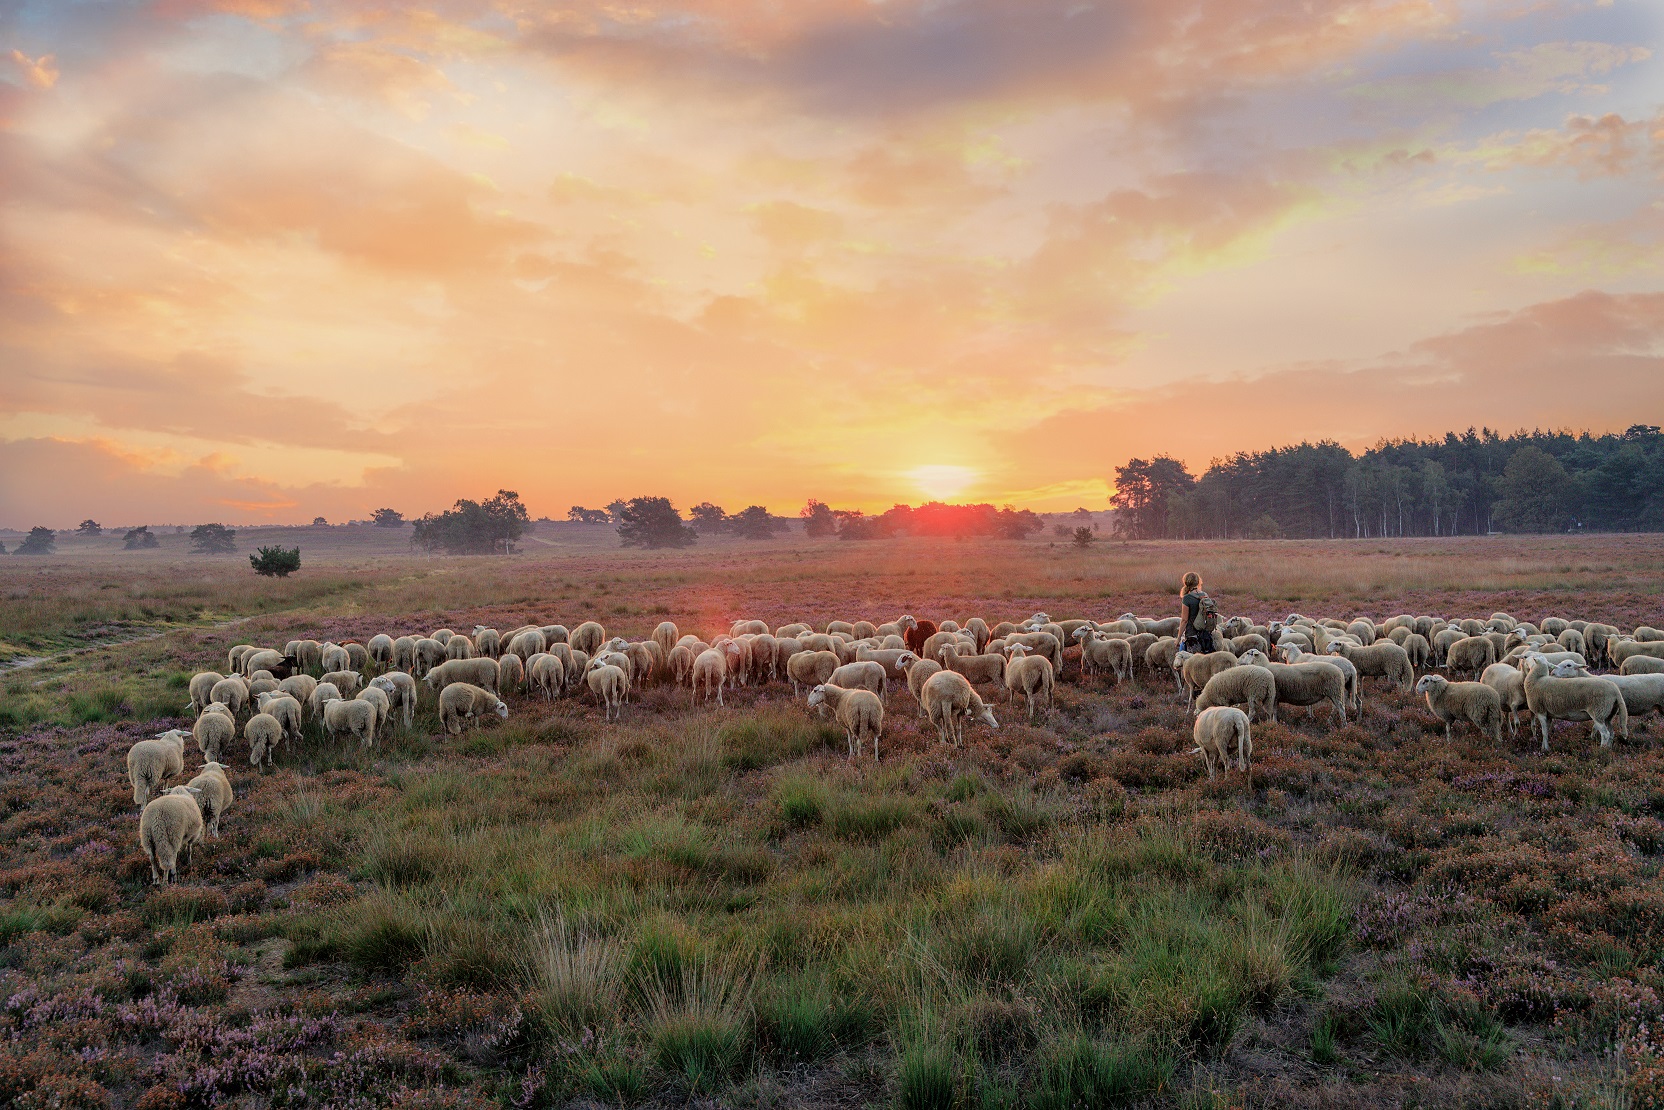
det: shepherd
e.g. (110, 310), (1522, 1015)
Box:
(1179, 571), (1219, 654)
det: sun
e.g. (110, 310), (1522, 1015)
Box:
(907, 465), (979, 501)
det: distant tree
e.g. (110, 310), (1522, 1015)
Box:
(250, 545), (302, 577)
(0, 541), (6, 554)
(1492, 446), (1576, 533)
(190, 524), (237, 554)
(688, 502), (729, 534)
(123, 526), (160, 550)
(77, 519), (101, 536)
(1052, 524), (1071, 537)
(371, 508), (405, 528)
(16, 527), (56, 555)
(1111, 456), (1195, 538)
(411, 490), (530, 554)
(1071, 527), (1096, 548)
(800, 499), (837, 537)
(311, 516), (328, 527)
(995, 506), (1044, 539)
(730, 505), (784, 539)
(1073, 507), (1093, 519)
(615, 497), (697, 549)
(567, 506), (611, 525)
(1244, 514), (1283, 539)
(605, 499), (628, 524)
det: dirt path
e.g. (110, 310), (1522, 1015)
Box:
(0, 618), (254, 675)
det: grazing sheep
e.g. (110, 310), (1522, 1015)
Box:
(208, 677), (249, 718)
(1522, 654), (1627, 751)
(240, 648), (285, 677)
(732, 619), (769, 637)
(1228, 634), (1270, 657)
(1539, 617), (1570, 638)
(1280, 645), (1361, 713)
(1239, 649), (1348, 724)
(963, 617), (991, 651)
(186, 762), (234, 837)
(445, 635), (475, 661)
(1480, 664), (1528, 737)
(356, 686), (390, 742)
(1398, 633), (1431, 672)
(472, 627), (502, 659)
(1620, 656), (1664, 676)
(692, 649), (727, 706)
(828, 661), (887, 698)
(496, 652), (524, 694)
(319, 643), (350, 673)
(788, 650), (841, 697)
(323, 697), (379, 747)
(774, 623), (813, 640)
(1192, 706), (1252, 781)
(506, 630), (547, 660)
(187, 671), (224, 715)
(413, 638), (448, 678)
(368, 673), (416, 729)
(1550, 661), (1664, 731)
(367, 634), (395, 670)
(1584, 623), (1621, 666)
(903, 619), (940, 657)
(392, 636), (418, 672)
(127, 730), (187, 810)
(1195, 665), (1278, 723)
(228, 645), (254, 674)
(139, 786), (205, 885)
(244, 713), (285, 769)
(920, 669), (999, 746)
(1636, 626), (1664, 643)
(1328, 640), (1414, 693)
(193, 709), (236, 764)
(1141, 616), (1183, 638)
(1557, 628), (1587, 657)
(1445, 636), (1497, 678)
(668, 644), (696, 687)
(1146, 637), (1183, 686)
(307, 682), (342, 721)
(1003, 645), (1055, 722)
(1173, 650), (1240, 712)
(340, 643), (368, 673)
(855, 646), (920, 683)
(653, 622), (681, 662)
(1000, 631), (1063, 673)
(938, 644), (1004, 688)
(256, 691), (304, 743)
(1416, 675), (1502, 743)
(1611, 640), (1664, 667)
(570, 621), (606, 656)
(423, 657), (501, 695)
(586, 662), (628, 722)
(1079, 632), (1135, 684)
(807, 683), (885, 760)
(321, 670), (362, 695)
(527, 653), (566, 701)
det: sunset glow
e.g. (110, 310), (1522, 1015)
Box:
(0, 1), (1661, 525)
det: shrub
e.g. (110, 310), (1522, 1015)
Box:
(250, 545), (302, 577)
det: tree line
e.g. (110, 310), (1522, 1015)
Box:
(1110, 424), (1664, 539)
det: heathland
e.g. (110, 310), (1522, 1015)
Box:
(1, 529), (1662, 1109)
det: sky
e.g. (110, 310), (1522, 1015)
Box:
(0, 0), (1661, 527)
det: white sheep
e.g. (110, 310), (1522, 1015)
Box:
(900, 655), (944, 714)
(187, 672), (224, 716)
(1192, 706), (1252, 781)
(472, 627), (502, 658)
(367, 633), (395, 670)
(938, 644), (1004, 688)
(692, 649), (727, 706)
(423, 657), (501, 694)
(570, 621), (606, 656)
(1415, 675), (1502, 743)
(439, 682), (508, 735)
(278, 673), (318, 708)
(1327, 640), (1414, 693)
(244, 713), (284, 769)
(445, 634), (475, 661)
(1480, 664), (1528, 736)
(356, 685), (390, 742)
(1280, 644), (1360, 714)
(209, 677), (249, 717)
(1003, 644), (1055, 722)
(920, 669), (998, 746)
(323, 698), (378, 747)
(807, 683), (884, 760)
(319, 643), (351, 673)
(1195, 665), (1278, 723)
(255, 692), (304, 744)
(1549, 660), (1664, 734)
(586, 662), (628, 722)
(496, 652), (525, 695)
(321, 669), (362, 695)
(828, 660), (887, 698)
(139, 786), (205, 885)
(1522, 653), (1627, 751)
(186, 762), (234, 837)
(193, 709), (236, 764)
(369, 672), (417, 728)
(127, 730), (187, 810)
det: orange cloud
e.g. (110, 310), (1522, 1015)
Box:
(8, 50), (58, 89)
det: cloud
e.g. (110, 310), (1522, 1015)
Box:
(8, 50), (58, 89)
(1467, 111), (1664, 179)
(1348, 40), (1652, 108)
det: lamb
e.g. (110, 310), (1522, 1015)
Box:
(187, 671), (224, 715)
(323, 697), (379, 747)
(1327, 640), (1414, 693)
(244, 713), (285, 768)
(1173, 650), (1240, 712)
(368, 673), (416, 729)
(1522, 653), (1627, 751)
(919, 669), (999, 746)
(570, 621), (606, 656)
(321, 669), (362, 695)
(423, 657), (501, 694)
(855, 646), (920, 682)
(256, 691), (305, 743)
(1415, 675), (1502, 743)
(320, 643), (351, 673)
(127, 730), (187, 809)
(586, 662), (628, 722)
(692, 649), (727, 706)
(1445, 636), (1497, 678)
(139, 786), (205, 885)
(807, 683), (885, 760)
(1195, 665), (1278, 723)
(828, 661), (887, 698)
(1620, 656), (1664, 676)
(653, 621), (681, 662)
(938, 644), (1005, 688)
(1239, 649), (1348, 723)
(186, 762), (234, 837)
(1192, 706), (1252, 781)
(496, 652), (525, 694)
(193, 708), (236, 763)
(527, 653), (566, 700)
(367, 634), (395, 670)
(1003, 645), (1055, 722)
(1480, 664), (1528, 736)
(413, 638), (448, 677)
(472, 627), (502, 659)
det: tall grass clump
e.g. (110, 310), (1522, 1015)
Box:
(526, 909), (622, 1042)
(642, 957), (756, 1093)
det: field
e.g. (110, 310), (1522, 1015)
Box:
(2, 530), (1663, 1110)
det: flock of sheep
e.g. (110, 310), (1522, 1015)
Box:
(121, 609), (1664, 884)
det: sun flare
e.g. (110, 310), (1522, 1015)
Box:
(908, 465), (979, 502)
